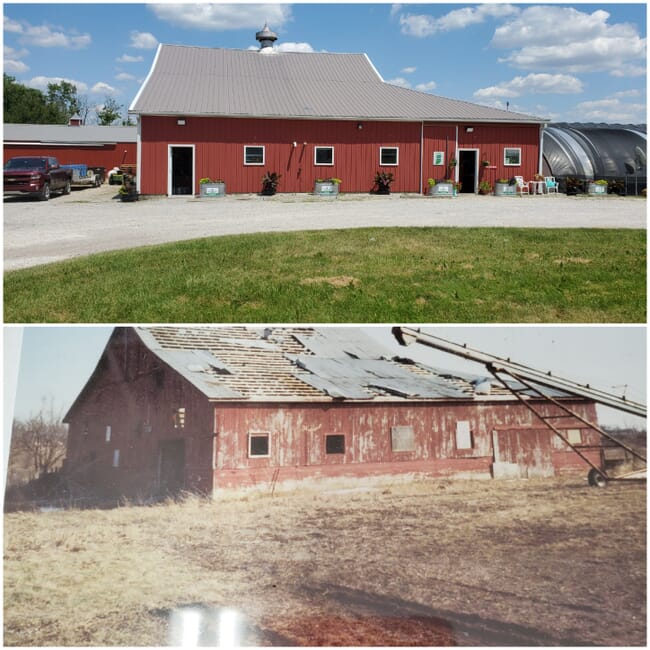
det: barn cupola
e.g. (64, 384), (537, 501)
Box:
(256, 22), (278, 52)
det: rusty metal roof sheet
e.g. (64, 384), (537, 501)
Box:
(130, 45), (545, 124)
(134, 326), (516, 403)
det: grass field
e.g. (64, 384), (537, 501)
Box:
(3, 477), (646, 646)
(4, 227), (645, 322)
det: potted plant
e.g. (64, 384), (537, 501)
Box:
(565, 176), (582, 196)
(261, 171), (281, 196)
(314, 177), (341, 196)
(481, 160), (490, 168)
(478, 180), (492, 195)
(587, 179), (608, 195)
(428, 178), (454, 197)
(118, 185), (138, 202)
(199, 177), (226, 197)
(373, 171), (394, 195)
(494, 177), (516, 197)
(448, 157), (457, 168)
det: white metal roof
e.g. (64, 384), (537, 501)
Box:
(129, 44), (545, 124)
(3, 123), (137, 145)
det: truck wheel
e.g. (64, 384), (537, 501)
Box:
(39, 183), (50, 201)
(63, 180), (71, 195)
(588, 468), (607, 488)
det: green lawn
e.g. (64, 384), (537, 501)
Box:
(4, 227), (646, 323)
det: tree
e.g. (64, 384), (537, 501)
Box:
(3, 74), (65, 124)
(46, 80), (82, 123)
(96, 96), (123, 126)
(8, 406), (68, 485)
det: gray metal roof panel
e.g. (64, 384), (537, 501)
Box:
(3, 123), (137, 144)
(130, 45), (545, 123)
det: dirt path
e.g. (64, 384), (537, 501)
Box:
(4, 185), (646, 270)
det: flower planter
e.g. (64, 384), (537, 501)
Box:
(494, 182), (517, 197)
(428, 182), (454, 197)
(314, 181), (339, 197)
(199, 182), (226, 198)
(587, 182), (607, 196)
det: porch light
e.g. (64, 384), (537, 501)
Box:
(465, 127), (474, 133)
(177, 118), (186, 126)
(357, 122), (363, 130)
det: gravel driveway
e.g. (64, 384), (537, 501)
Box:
(4, 184), (646, 271)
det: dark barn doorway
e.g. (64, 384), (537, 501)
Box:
(170, 146), (193, 195)
(458, 150), (478, 193)
(159, 439), (186, 495)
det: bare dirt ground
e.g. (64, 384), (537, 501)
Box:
(3, 476), (646, 646)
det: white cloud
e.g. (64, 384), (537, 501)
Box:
(115, 72), (136, 82)
(26, 76), (89, 93)
(276, 42), (314, 53)
(573, 97), (647, 123)
(386, 77), (411, 88)
(4, 59), (29, 74)
(91, 82), (119, 96)
(401, 66), (416, 74)
(6, 18), (90, 49)
(150, 4), (292, 32)
(492, 7), (646, 77)
(475, 73), (583, 99)
(415, 81), (437, 93)
(117, 53), (144, 63)
(130, 31), (159, 50)
(399, 4), (519, 37)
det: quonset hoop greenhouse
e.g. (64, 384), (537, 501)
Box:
(542, 123), (646, 195)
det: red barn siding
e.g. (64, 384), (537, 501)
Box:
(4, 143), (137, 171)
(141, 115), (422, 195)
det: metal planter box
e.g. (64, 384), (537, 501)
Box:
(314, 181), (339, 197)
(587, 183), (607, 196)
(428, 182), (455, 197)
(494, 182), (517, 196)
(200, 182), (226, 197)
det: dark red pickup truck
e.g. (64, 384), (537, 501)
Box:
(4, 156), (73, 201)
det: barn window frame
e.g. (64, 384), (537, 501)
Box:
(504, 147), (522, 166)
(314, 146), (334, 166)
(112, 449), (120, 468)
(248, 431), (270, 458)
(391, 425), (416, 452)
(325, 433), (346, 455)
(455, 420), (474, 450)
(566, 428), (582, 444)
(380, 146), (399, 166)
(244, 145), (265, 166)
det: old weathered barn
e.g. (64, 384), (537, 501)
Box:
(63, 326), (601, 500)
(3, 122), (137, 171)
(128, 25), (546, 197)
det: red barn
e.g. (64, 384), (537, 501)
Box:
(3, 123), (137, 171)
(128, 25), (546, 197)
(63, 326), (602, 500)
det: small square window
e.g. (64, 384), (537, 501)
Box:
(325, 434), (345, 454)
(380, 147), (399, 166)
(244, 146), (265, 165)
(504, 148), (521, 166)
(433, 151), (445, 166)
(314, 146), (334, 166)
(567, 429), (582, 445)
(391, 425), (415, 452)
(455, 421), (473, 449)
(173, 407), (185, 429)
(249, 432), (270, 457)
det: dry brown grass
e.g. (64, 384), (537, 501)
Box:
(3, 477), (646, 646)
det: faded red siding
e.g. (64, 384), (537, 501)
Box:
(140, 115), (421, 195)
(212, 399), (599, 489)
(4, 143), (137, 171)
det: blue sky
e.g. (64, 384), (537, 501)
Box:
(3, 3), (647, 124)
(5, 326), (647, 431)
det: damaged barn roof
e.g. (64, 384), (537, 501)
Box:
(133, 327), (572, 403)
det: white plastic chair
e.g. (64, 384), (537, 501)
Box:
(544, 176), (559, 194)
(514, 176), (530, 195)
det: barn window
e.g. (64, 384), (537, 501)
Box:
(455, 421), (473, 449)
(380, 147), (399, 166)
(173, 407), (186, 429)
(314, 146), (334, 166)
(504, 148), (521, 166)
(249, 432), (270, 457)
(391, 425), (415, 452)
(325, 434), (345, 454)
(112, 449), (120, 468)
(566, 429), (582, 444)
(244, 146), (265, 165)
(105, 425), (112, 443)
